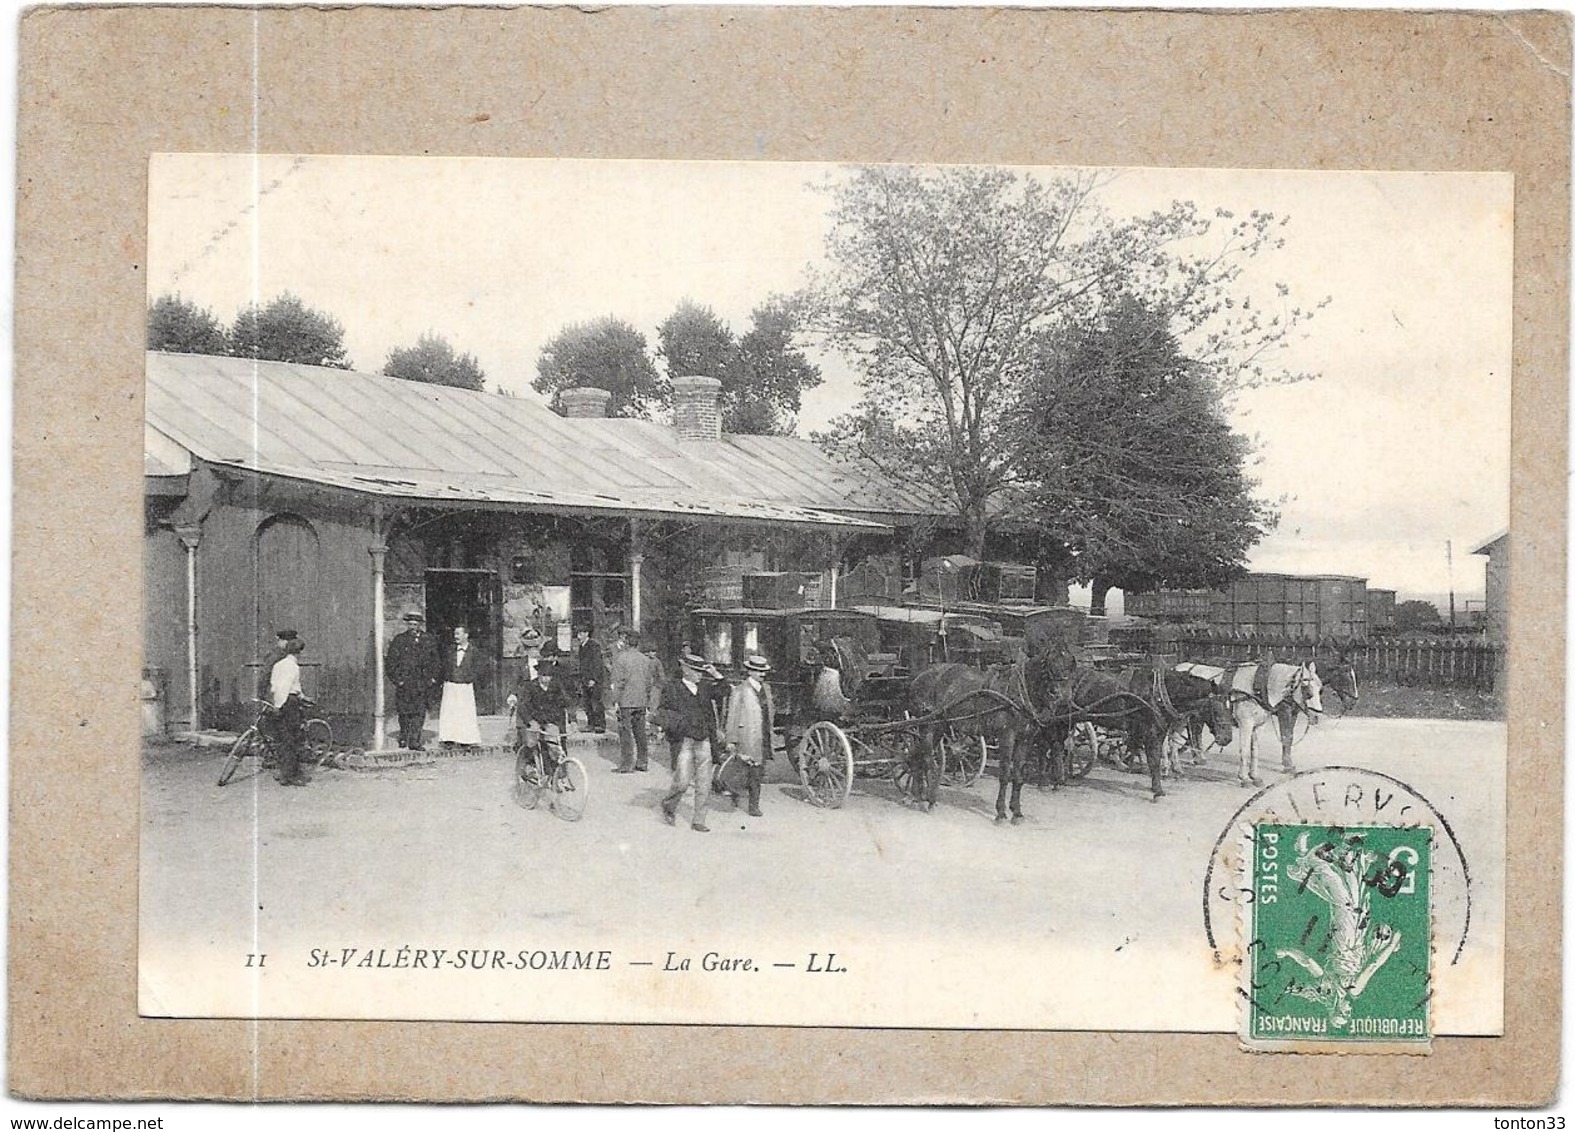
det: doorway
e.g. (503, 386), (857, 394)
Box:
(424, 569), (503, 713)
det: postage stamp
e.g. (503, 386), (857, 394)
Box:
(1243, 822), (1433, 1051)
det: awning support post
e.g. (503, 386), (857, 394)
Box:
(174, 524), (203, 729)
(629, 518), (643, 630)
(370, 503), (388, 749)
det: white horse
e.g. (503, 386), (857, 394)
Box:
(1175, 661), (1324, 787)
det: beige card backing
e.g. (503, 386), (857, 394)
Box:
(12, 6), (1567, 1104)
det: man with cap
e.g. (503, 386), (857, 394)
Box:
(385, 609), (443, 750)
(609, 627), (660, 773)
(659, 652), (723, 831)
(267, 630), (309, 786)
(723, 654), (776, 818)
(508, 656), (571, 781)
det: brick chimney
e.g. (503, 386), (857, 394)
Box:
(671, 375), (723, 442)
(560, 386), (612, 418)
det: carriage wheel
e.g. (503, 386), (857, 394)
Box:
(939, 732), (986, 787)
(1067, 723), (1099, 780)
(797, 721), (854, 809)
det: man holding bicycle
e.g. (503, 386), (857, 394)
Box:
(268, 630), (309, 786)
(509, 657), (570, 782)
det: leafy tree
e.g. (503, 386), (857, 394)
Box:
(1021, 298), (1276, 614)
(382, 332), (486, 392)
(1395, 599), (1443, 632)
(228, 292), (352, 369)
(655, 298), (822, 435)
(147, 293), (228, 355)
(533, 317), (664, 418)
(811, 164), (1320, 556)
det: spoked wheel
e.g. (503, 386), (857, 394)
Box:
(513, 749), (544, 810)
(218, 727), (260, 786)
(549, 757), (589, 822)
(797, 721), (854, 809)
(938, 731), (986, 788)
(303, 718), (334, 766)
(1066, 723), (1099, 780)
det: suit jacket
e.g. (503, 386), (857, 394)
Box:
(445, 643), (485, 685)
(386, 629), (443, 704)
(609, 645), (660, 709)
(660, 678), (721, 743)
(514, 677), (570, 729)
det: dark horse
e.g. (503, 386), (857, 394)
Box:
(1044, 667), (1235, 801)
(907, 649), (1071, 824)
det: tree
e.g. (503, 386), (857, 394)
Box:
(1395, 600), (1443, 632)
(147, 293), (228, 355)
(812, 165), (1320, 557)
(656, 298), (823, 435)
(382, 332), (486, 392)
(533, 317), (664, 418)
(228, 292), (352, 369)
(1021, 298), (1276, 613)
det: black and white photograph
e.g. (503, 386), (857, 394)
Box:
(138, 155), (1508, 1032)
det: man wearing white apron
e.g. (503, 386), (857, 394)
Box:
(438, 625), (483, 746)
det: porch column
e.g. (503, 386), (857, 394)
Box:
(628, 518), (643, 630)
(174, 524), (202, 730)
(370, 504), (388, 749)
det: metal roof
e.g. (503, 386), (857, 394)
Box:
(144, 352), (917, 530)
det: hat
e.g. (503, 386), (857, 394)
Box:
(536, 656), (558, 674)
(275, 629), (298, 641)
(520, 627), (544, 644)
(744, 654), (772, 675)
(680, 651), (708, 672)
(402, 609), (424, 623)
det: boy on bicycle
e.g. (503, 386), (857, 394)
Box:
(508, 657), (570, 781)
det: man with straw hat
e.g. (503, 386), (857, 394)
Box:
(723, 654), (776, 818)
(658, 651), (724, 832)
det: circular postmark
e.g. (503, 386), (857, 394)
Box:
(1204, 766), (1472, 969)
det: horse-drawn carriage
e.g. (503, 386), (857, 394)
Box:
(689, 605), (990, 809)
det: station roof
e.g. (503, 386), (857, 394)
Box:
(143, 352), (937, 531)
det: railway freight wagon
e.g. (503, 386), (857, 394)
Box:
(1127, 573), (1370, 640)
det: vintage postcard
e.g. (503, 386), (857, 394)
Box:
(137, 155), (1509, 1036)
(14, 6), (1564, 1106)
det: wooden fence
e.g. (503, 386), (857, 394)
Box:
(1112, 628), (1504, 692)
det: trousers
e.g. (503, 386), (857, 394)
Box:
(618, 706), (650, 770)
(662, 737), (714, 825)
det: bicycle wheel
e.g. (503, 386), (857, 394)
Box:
(550, 756), (589, 822)
(218, 727), (259, 786)
(303, 718), (333, 765)
(513, 749), (544, 810)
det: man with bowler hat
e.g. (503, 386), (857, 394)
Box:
(386, 609), (442, 750)
(659, 652), (722, 832)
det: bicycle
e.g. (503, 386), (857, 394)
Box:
(513, 720), (589, 821)
(217, 699), (334, 786)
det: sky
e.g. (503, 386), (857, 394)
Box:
(147, 155), (1513, 603)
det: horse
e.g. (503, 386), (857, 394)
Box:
(1109, 667), (1237, 779)
(1043, 667), (1233, 801)
(907, 649), (1069, 824)
(1176, 660), (1325, 787)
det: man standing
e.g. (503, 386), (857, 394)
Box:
(268, 630), (309, 786)
(385, 609), (442, 750)
(724, 654), (776, 818)
(575, 625), (608, 733)
(660, 652), (722, 832)
(438, 624), (484, 747)
(609, 627), (659, 773)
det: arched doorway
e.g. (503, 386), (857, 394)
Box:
(255, 514), (323, 691)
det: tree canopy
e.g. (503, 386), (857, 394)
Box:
(382, 332), (487, 392)
(655, 297), (822, 435)
(811, 164), (1320, 568)
(147, 293), (228, 355)
(1021, 297), (1275, 612)
(1395, 599), (1443, 631)
(533, 317), (664, 418)
(228, 292), (352, 369)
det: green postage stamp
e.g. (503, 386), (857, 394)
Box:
(1244, 822), (1433, 1051)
